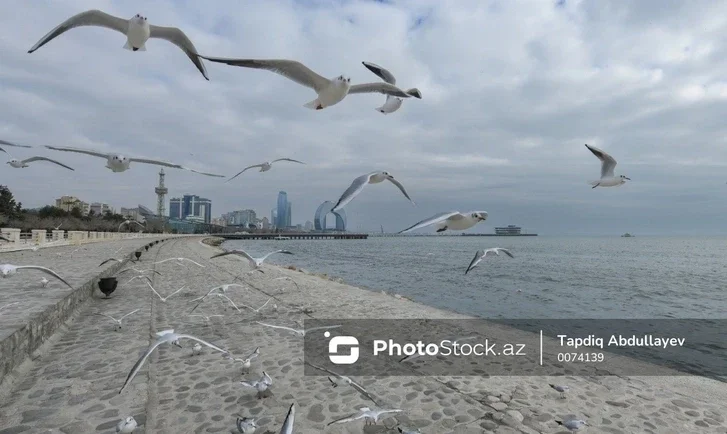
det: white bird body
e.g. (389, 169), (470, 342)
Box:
(313, 77), (351, 109)
(96, 309), (141, 330)
(240, 371), (273, 395)
(398, 211), (488, 234)
(361, 61), (421, 114)
(116, 416), (137, 433)
(557, 419), (588, 431)
(236, 417), (258, 433)
(549, 383), (570, 398)
(40, 277), (49, 288)
(377, 95), (403, 114)
(192, 342), (202, 355)
(125, 16), (151, 50)
(585, 144), (630, 188)
(225, 347), (260, 373)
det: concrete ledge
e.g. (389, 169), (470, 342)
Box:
(0, 243), (156, 387)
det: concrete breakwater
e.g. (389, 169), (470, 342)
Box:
(0, 237), (724, 433)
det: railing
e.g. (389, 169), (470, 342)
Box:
(0, 228), (190, 252)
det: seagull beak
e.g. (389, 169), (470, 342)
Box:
(625, 177), (631, 180)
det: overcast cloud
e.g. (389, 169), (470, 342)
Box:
(1, 0), (726, 235)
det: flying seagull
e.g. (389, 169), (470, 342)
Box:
(153, 257), (205, 268)
(28, 10), (209, 79)
(96, 308), (141, 330)
(256, 321), (341, 337)
(273, 276), (300, 291)
(585, 144), (630, 188)
(119, 329), (227, 393)
(328, 407), (403, 427)
(224, 346), (260, 373)
(239, 298), (272, 314)
(196, 57), (421, 110)
(227, 158), (306, 182)
(398, 211), (488, 234)
(117, 268), (161, 277)
(99, 258), (123, 267)
(240, 371), (273, 398)
(362, 61), (422, 114)
(188, 283), (248, 313)
(332, 171), (414, 212)
(0, 264), (73, 289)
(145, 281), (186, 302)
(465, 248), (514, 274)
(0, 147), (74, 171)
(210, 249), (293, 270)
(44, 145), (224, 177)
(304, 359), (379, 405)
(119, 220), (145, 231)
(189, 313), (223, 327)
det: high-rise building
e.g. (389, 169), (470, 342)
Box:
(276, 191), (289, 229)
(169, 194), (212, 224)
(223, 209), (257, 226)
(89, 202), (113, 215)
(261, 217), (270, 229)
(287, 202), (292, 227)
(55, 196), (89, 214)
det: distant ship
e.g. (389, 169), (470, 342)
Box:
(621, 233), (634, 237)
(461, 225), (537, 236)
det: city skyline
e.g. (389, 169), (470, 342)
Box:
(3, 1), (727, 235)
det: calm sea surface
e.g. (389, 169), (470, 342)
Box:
(223, 236), (727, 319)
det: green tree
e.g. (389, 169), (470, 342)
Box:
(70, 207), (83, 218)
(0, 185), (20, 218)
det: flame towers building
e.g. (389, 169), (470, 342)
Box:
(276, 191), (291, 228)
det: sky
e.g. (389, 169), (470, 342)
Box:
(1, 0), (726, 235)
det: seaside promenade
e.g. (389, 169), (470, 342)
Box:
(0, 237), (725, 433)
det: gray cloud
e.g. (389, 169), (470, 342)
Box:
(0, 0), (725, 235)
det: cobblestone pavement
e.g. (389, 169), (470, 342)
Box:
(0, 238), (725, 434)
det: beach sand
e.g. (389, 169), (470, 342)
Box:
(0, 236), (724, 433)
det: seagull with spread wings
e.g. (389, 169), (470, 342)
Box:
(96, 308), (140, 330)
(0, 264), (73, 289)
(585, 143), (630, 188)
(0, 146), (74, 171)
(28, 10), (209, 79)
(332, 171), (414, 212)
(304, 359), (380, 405)
(361, 61), (422, 114)
(44, 145), (223, 177)
(465, 248), (514, 274)
(196, 57), (421, 110)
(210, 249), (293, 271)
(256, 321), (340, 337)
(226, 158), (306, 182)
(398, 211), (488, 234)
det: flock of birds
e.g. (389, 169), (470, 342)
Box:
(0, 6), (636, 432)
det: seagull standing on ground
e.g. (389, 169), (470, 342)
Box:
(465, 248), (514, 274)
(210, 249), (293, 271)
(115, 416), (137, 433)
(227, 158), (306, 182)
(196, 57), (421, 110)
(361, 61), (422, 114)
(398, 211), (488, 234)
(0, 147), (74, 171)
(556, 419), (588, 431)
(549, 384), (570, 399)
(40, 277), (49, 288)
(0, 264), (73, 289)
(96, 309), (141, 331)
(332, 171), (415, 212)
(44, 145), (224, 177)
(119, 329), (228, 393)
(585, 144), (630, 188)
(28, 10), (209, 79)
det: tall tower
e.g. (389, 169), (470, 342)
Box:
(155, 169), (168, 217)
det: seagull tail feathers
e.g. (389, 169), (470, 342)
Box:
(406, 88), (422, 99)
(123, 41), (133, 51)
(303, 99), (322, 110)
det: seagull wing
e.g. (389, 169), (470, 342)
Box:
(44, 145), (109, 159)
(347, 380), (380, 405)
(180, 258), (205, 268)
(28, 9), (128, 53)
(327, 411), (366, 425)
(362, 61), (396, 84)
(99, 258), (121, 266)
(166, 285), (186, 299)
(385, 177), (415, 205)
(0, 139), (32, 149)
(256, 322), (299, 334)
(119, 308), (141, 321)
(332, 172), (376, 212)
(197, 58), (330, 93)
(145, 282), (163, 300)
(585, 144), (617, 178)
(257, 298), (272, 311)
(216, 294), (241, 312)
(259, 250), (293, 262)
(262, 371), (273, 385)
(279, 403), (296, 434)
(226, 164), (265, 182)
(270, 158), (306, 165)
(20, 156), (74, 171)
(119, 336), (169, 393)
(148, 25), (208, 80)
(95, 313), (118, 322)
(496, 248), (514, 258)
(177, 334), (228, 354)
(245, 346), (261, 360)
(239, 380), (260, 388)
(210, 250), (256, 267)
(16, 266), (72, 289)
(465, 250), (485, 275)
(348, 82), (411, 98)
(398, 211), (462, 234)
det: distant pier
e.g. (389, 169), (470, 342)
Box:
(219, 233), (368, 240)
